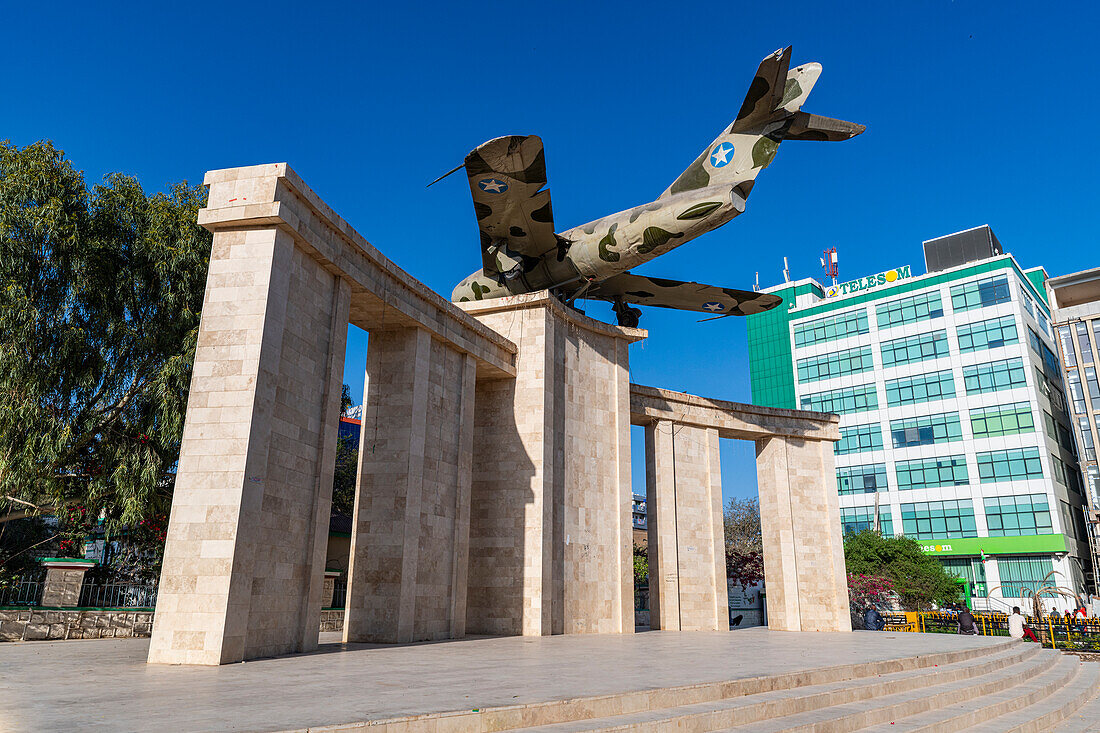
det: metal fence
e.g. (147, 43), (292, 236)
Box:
(78, 580), (158, 609)
(0, 576), (45, 607)
(329, 575), (347, 609)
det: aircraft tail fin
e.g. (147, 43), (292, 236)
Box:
(660, 47), (863, 199)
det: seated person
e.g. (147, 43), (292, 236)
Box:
(1008, 606), (1038, 642)
(957, 606), (978, 635)
(864, 606), (885, 631)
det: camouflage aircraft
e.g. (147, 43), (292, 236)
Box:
(441, 46), (865, 327)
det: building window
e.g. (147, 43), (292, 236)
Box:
(1077, 416), (1095, 461)
(970, 402), (1036, 438)
(890, 412), (963, 448)
(1084, 366), (1100, 401)
(997, 555), (1054, 598)
(1057, 423), (1077, 457)
(837, 463), (888, 495)
(950, 275), (1011, 312)
(880, 330), (950, 368)
(794, 309), (869, 348)
(1087, 465), (1100, 507)
(796, 346), (875, 384)
(963, 358), (1026, 394)
(1058, 325), (1077, 368)
(876, 291), (944, 329)
(940, 557), (987, 597)
(895, 455), (969, 490)
(1076, 323), (1093, 365)
(840, 506), (894, 535)
(1021, 293), (1034, 318)
(957, 315), (1019, 353)
(984, 494), (1052, 536)
(835, 423), (884, 455)
(1030, 327), (1062, 373)
(1042, 411), (1057, 441)
(1068, 371), (1088, 414)
(900, 499), (977, 539)
(885, 370), (956, 406)
(976, 447), (1044, 483)
(800, 384), (878, 414)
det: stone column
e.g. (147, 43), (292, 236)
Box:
(40, 559), (96, 607)
(343, 329), (476, 643)
(461, 295), (641, 637)
(756, 436), (851, 632)
(645, 422), (727, 632)
(148, 227), (351, 665)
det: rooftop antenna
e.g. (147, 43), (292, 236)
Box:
(782, 257), (791, 283)
(820, 247), (839, 286)
(753, 272), (760, 292)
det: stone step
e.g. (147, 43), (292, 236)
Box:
(968, 661), (1100, 733)
(713, 648), (1064, 733)
(855, 653), (1079, 732)
(1050, 663), (1100, 733)
(513, 644), (1040, 733)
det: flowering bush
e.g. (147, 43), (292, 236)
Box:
(848, 573), (895, 608)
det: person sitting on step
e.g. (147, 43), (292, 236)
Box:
(1008, 606), (1038, 642)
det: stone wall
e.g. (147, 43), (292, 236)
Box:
(0, 609), (154, 641)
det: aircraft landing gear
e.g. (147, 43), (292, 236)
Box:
(613, 300), (642, 328)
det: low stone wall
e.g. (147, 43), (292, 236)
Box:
(0, 608), (154, 641)
(320, 609), (344, 633)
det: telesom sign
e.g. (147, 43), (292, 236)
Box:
(825, 265), (912, 298)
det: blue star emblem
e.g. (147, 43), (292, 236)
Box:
(703, 301), (724, 312)
(710, 143), (735, 168)
(478, 178), (508, 194)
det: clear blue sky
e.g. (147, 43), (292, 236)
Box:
(7, 1), (1098, 503)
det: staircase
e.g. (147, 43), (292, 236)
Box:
(306, 641), (1100, 733)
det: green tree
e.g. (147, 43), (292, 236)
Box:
(0, 140), (211, 531)
(843, 530), (961, 610)
(724, 497), (764, 588)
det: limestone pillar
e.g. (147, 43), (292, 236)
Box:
(645, 421), (727, 631)
(756, 436), (851, 632)
(148, 227), (351, 665)
(343, 328), (476, 643)
(460, 295), (640, 637)
(40, 559), (96, 607)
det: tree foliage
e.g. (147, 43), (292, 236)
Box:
(0, 140), (211, 528)
(724, 497), (764, 588)
(843, 530), (961, 610)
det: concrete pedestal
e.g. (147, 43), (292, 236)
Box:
(39, 559), (96, 607)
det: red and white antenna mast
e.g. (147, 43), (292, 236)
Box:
(821, 247), (839, 286)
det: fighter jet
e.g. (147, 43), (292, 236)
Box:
(441, 46), (864, 327)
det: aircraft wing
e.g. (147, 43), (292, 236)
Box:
(584, 273), (782, 316)
(464, 135), (558, 275)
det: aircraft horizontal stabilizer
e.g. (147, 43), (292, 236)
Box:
(584, 272), (781, 317)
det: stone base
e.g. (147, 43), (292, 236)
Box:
(0, 608), (154, 641)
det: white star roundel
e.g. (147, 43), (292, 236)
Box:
(703, 301), (725, 312)
(710, 142), (734, 168)
(478, 178), (508, 194)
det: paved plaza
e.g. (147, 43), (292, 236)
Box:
(0, 629), (1003, 732)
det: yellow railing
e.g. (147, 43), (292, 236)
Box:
(880, 611), (1100, 647)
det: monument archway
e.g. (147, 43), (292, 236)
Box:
(148, 163), (850, 666)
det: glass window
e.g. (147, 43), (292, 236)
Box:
(1088, 465), (1100, 507)
(876, 291), (944, 329)
(880, 330), (950, 368)
(984, 494), (1052, 537)
(997, 555), (1054, 598)
(800, 384), (878, 414)
(840, 506), (894, 536)
(1042, 411), (1057, 441)
(835, 423), (884, 455)
(900, 500), (977, 539)
(1077, 416), (1096, 461)
(1057, 423), (1077, 457)
(1051, 454), (1071, 486)
(1031, 328), (1062, 373)
(969, 402), (1036, 438)
(885, 370), (956, 406)
(837, 464), (889, 495)
(957, 315), (1019, 353)
(794, 309), (869, 347)
(950, 275), (1011, 312)
(1021, 294), (1034, 318)
(976, 447), (1044, 483)
(890, 412), (963, 448)
(1076, 323), (1093, 365)
(1093, 320), (1100, 361)
(963, 358), (1026, 394)
(895, 455), (969, 490)
(1068, 371), (1087, 414)
(1084, 366), (1100, 401)
(1049, 384), (1068, 415)
(796, 346), (875, 384)
(1058, 325), (1078, 368)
